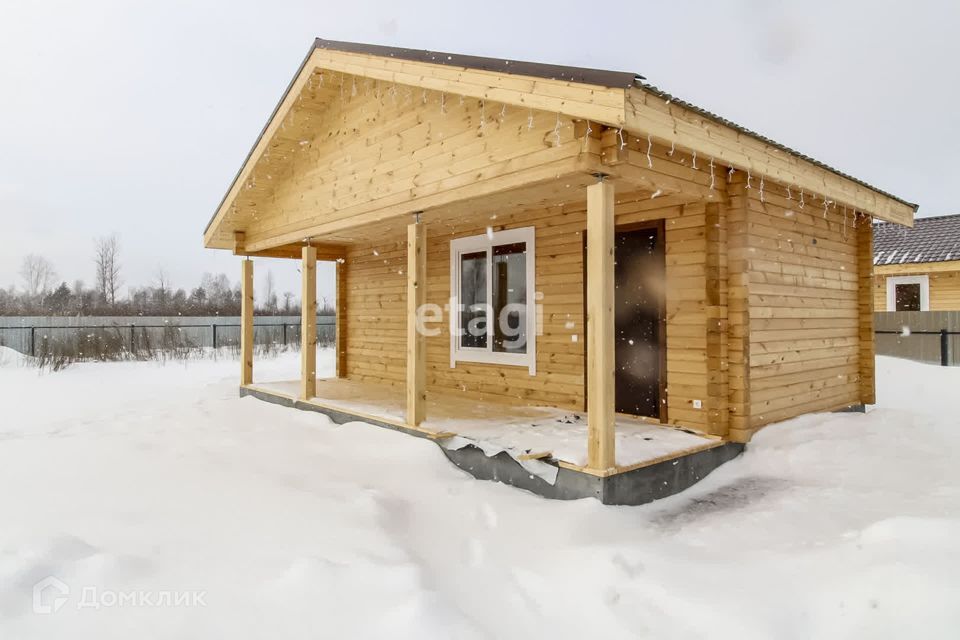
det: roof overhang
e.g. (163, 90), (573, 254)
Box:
(205, 39), (917, 251)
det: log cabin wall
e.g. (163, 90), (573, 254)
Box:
(239, 83), (580, 248)
(731, 173), (866, 438)
(342, 193), (716, 432)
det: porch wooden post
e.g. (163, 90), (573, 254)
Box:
(301, 245), (317, 400)
(586, 179), (616, 471)
(240, 258), (254, 386)
(335, 259), (347, 378)
(406, 220), (426, 426)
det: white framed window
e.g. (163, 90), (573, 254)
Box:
(449, 226), (536, 374)
(886, 275), (929, 311)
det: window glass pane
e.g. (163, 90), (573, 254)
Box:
(460, 251), (487, 348)
(895, 283), (921, 311)
(492, 242), (527, 354)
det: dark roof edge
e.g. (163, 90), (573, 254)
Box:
(312, 38), (642, 87)
(636, 81), (919, 214)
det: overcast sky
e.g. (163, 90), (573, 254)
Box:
(1, 0), (957, 301)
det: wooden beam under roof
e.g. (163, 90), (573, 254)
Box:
(625, 86), (916, 227)
(233, 242), (346, 261)
(310, 48), (630, 125)
(241, 152), (588, 252)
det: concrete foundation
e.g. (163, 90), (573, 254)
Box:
(440, 441), (744, 505)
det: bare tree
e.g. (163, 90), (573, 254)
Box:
(319, 295), (333, 314)
(19, 254), (57, 296)
(72, 279), (86, 314)
(154, 267), (171, 307)
(263, 270), (278, 313)
(94, 234), (122, 306)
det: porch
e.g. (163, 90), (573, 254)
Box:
(243, 376), (729, 474)
(225, 131), (741, 490)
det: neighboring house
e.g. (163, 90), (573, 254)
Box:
(203, 39), (917, 504)
(874, 214), (960, 311)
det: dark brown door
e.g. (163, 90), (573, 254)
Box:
(614, 224), (665, 419)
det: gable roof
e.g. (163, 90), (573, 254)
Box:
(874, 214), (960, 265)
(310, 40), (916, 217)
(205, 38), (918, 248)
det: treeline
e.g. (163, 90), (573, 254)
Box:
(0, 272), (325, 317)
(5, 239), (335, 317)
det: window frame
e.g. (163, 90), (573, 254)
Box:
(449, 226), (536, 374)
(886, 275), (930, 311)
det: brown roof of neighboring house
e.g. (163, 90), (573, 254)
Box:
(874, 214), (960, 265)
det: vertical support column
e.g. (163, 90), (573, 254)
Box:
(240, 258), (254, 386)
(406, 220), (427, 426)
(586, 179), (616, 471)
(857, 217), (876, 403)
(726, 172), (752, 442)
(704, 202), (729, 437)
(301, 245), (317, 400)
(335, 259), (347, 378)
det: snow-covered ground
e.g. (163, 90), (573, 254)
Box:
(1, 349), (958, 639)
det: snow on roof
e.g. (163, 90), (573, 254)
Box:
(874, 213), (960, 265)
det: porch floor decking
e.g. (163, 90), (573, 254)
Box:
(247, 377), (720, 471)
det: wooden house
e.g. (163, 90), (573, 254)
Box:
(874, 214), (960, 311)
(204, 40), (917, 503)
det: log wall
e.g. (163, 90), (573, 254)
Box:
(342, 193), (716, 432)
(730, 175), (866, 438)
